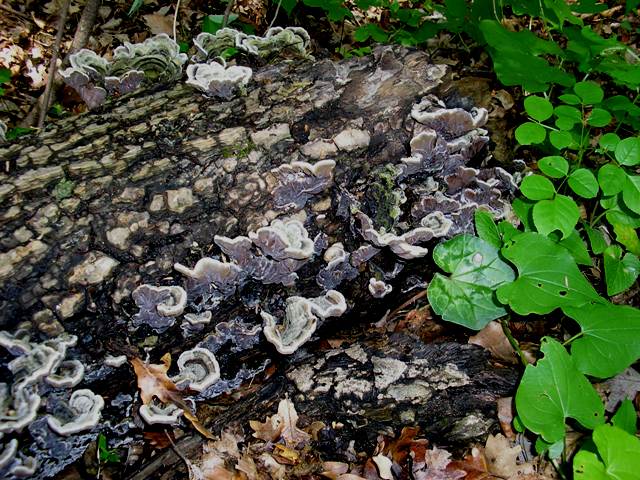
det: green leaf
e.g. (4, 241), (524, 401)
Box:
(568, 168), (599, 198)
(585, 224), (608, 255)
(520, 174), (556, 200)
(574, 80), (604, 104)
(550, 130), (575, 149)
(599, 133), (621, 153)
(615, 137), (640, 166)
(0, 68), (10, 84)
(538, 156), (569, 178)
(354, 23), (388, 42)
(574, 425), (640, 480)
(612, 400), (637, 435)
(512, 197), (535, 231)
(515, 122), (546, 145)
(556, 116), (578, 131)
(525, 96), (554, 121)
(479, 20), (575, 92)
(202, 14), (238, 33)
(555, 105), (582, 126)
(559, 93), (581, 105)
(559, 229), (592, 266)
(474, 210), (501, 248)
(535, 437), (564, 458)
(427, 235), (515, 330)
(598, 164), (626, 196)
(281, 0), (298, 15)
(515, 337), (604, 444)
(533, 194), (581, 239)
(611, 222), (640, 256)
(604, 245), (640, 296)
(127, 0), (143, 16)
(498, 221), (521, 242)
(622, 175), (640, 214)
(587, 108), (612, 127)
(497, 232), (602, 315)
(564, 303), (640, 378)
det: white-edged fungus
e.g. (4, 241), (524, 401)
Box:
(105, 354), (128, 368)
(174, 258), (243, 295)
(181, 311), (213, 337)
(270, 160), (336, 210)
(249, 219), (314, 261)
(186, 61), (252, 99)
(173, 347), (220, 392)
(355, 211), (451, 260)
(139, 399), (184, 425)
(131, 285), (187, 332)
(45, 359), (85, 388)
(261, 290), (347, 355)
(46, 389), (104, 436)
(193, 29), (247, 60)
(0, 383), (41, 433)
(368, 278), (393, 298)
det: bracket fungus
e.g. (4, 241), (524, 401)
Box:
(186, 61), (252, 99)
(368, 278), (393, 298)
(181, 311), (213, 337)
(194, 27), (313, 60)
(270, 160), (336, 210)
(261, 290), (347, 354)
(316, 242), (358, 290)
(45, 360), (85, 389)
(0, 438), (37, 479)
(132, 285), (187, 332)
(249, 219), (314, 261)
(139, 399), (183, 425)
(355, 211), (451, 260)
(46, 389), (104, 436)
(61, 34), (186, 108)
(174, 258), (243, 296)
(172, 348), (220, 392)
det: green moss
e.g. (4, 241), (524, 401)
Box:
(365, 164), (406, 232)
(221, 140), (256, 159)
(53, 178), (75, 200)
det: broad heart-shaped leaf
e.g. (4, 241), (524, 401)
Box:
(574, 425), (640, 480)
(515, 337), (604, 444)
(585, 224), (608, 255)
(520, 174), (555, 200)
(612, 400), (637, 435)
(604, 245), (640, 296)
(598, 164), (626, 196)
(615, 137), (640, 166)
(574, 80), (604, 104)
(538, 156), (569, 178)
(621, 175), (640, 214)
(525, 96), (554, 121)
(497, 232), (603, 315)
(515, 122), (546, 145)
(559, 229), (592, 266)
(568, 168), (599, 198)
(427, 235), (515, 330)
(564, 303), (640, 378)
(532, 194), (580, 239)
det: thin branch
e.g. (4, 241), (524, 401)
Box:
(37, 0), (71, 129)
(268, 0), (283, 29)
(222, 0), (236, 28)
(173, 0), (182, 43)
(69, 0), (101, 59)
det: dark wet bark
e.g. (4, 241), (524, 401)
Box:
(0, 46), (518, 479)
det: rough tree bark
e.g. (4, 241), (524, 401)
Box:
(0, 46), (518, 478)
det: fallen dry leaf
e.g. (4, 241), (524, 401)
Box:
(131, 354), (215, 439)
(497, 397), (516, 439)
(484, 434), (533, 478)
(322, 461), (350, 479)
(372, 454), (393, 480)
(601, 367), (640, 411)
(412, 447), (466, 480)
(273, 444), (299, 465)
(143, 13), (174, 36)
(469, 321), (518, 364)
(250, 397), (311, 447)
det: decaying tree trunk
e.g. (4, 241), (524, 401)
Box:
(0, 46), (518, 479)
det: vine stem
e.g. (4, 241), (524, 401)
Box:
(173, 0), (182, 43)
(500, 317), (529, 368)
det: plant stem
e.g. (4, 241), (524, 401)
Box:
(562, 331), (584, 346)
(500, 317), (529, 367)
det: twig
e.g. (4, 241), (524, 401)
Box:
(21, 0), (99, 127)
(37, 0), (71, 129)
(0, 3), (31, 21)
(222, 0), (236, 28)
(268, 0), (283, 29)
(69, 0), (101, 58)
(173, 0), (182, 43)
